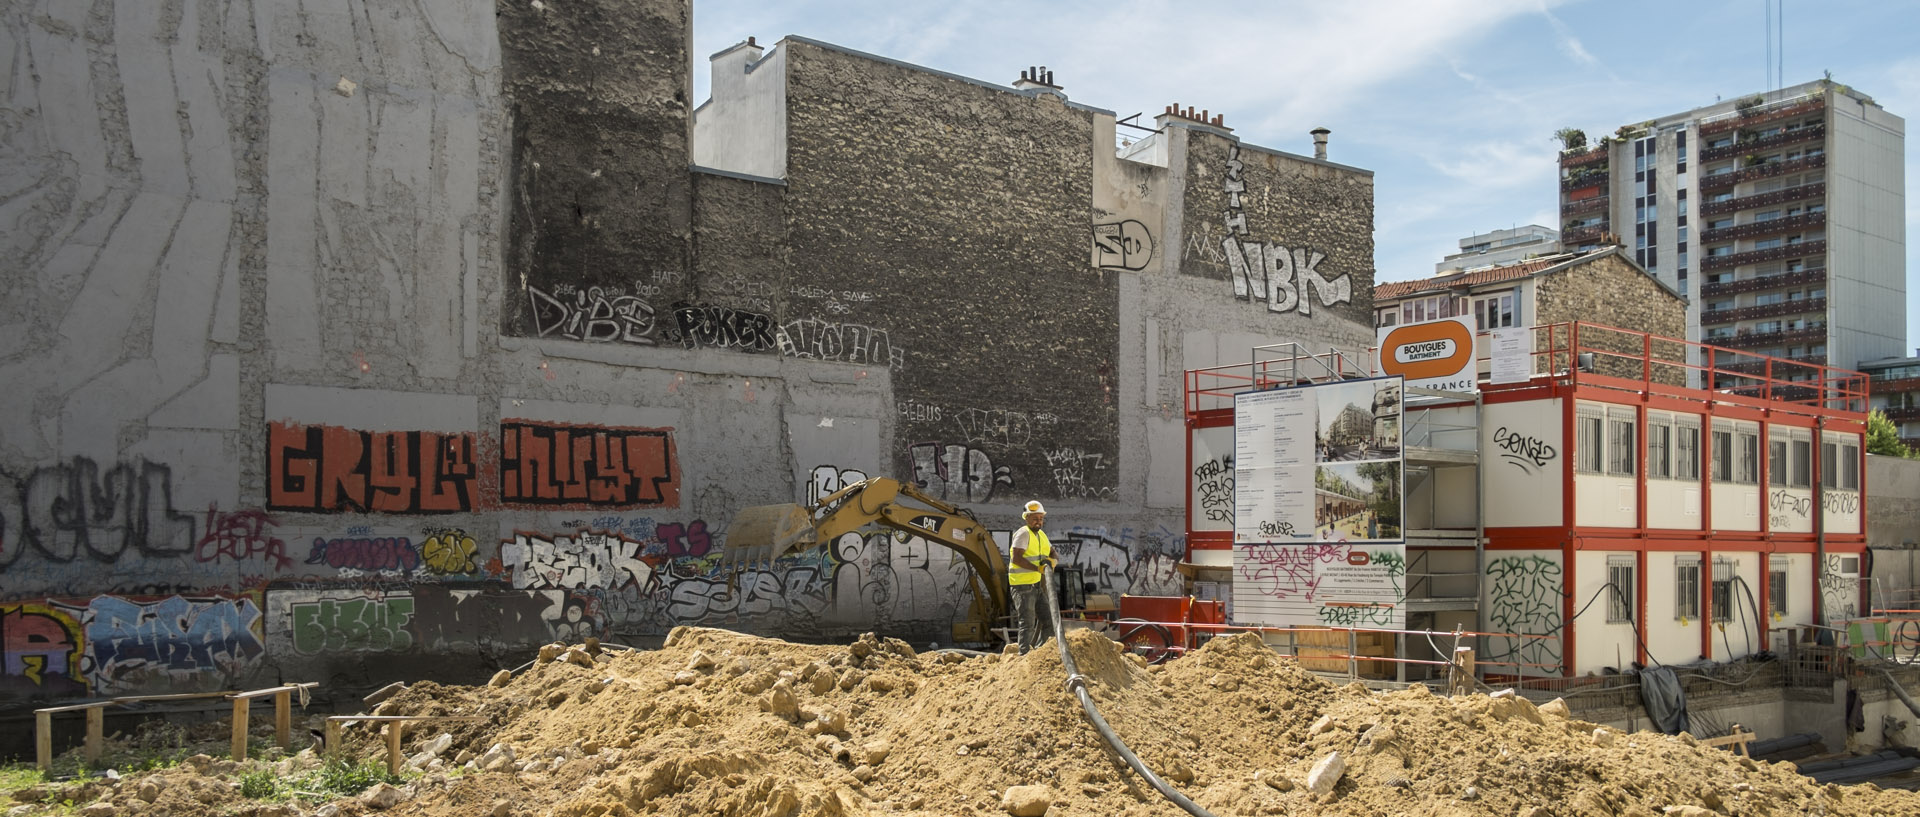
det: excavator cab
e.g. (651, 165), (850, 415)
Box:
(721, 478), (1009, 645)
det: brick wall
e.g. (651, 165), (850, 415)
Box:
(1535, 250), (1688, 383)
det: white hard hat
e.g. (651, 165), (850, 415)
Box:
(1024, 501), (1046, 515)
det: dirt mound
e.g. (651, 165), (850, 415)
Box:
(15, 628), (1920, 816)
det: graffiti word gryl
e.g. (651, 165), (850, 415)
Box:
(778, 318), (906, 369)
(1193, 456), (1235, 523)
(1092, 220), (1154, 271)
(1222, 239), (1350, 316)
(58, 595), (265, 693)
(0, 458), (196, 567)
(267, 423), (476, 513)
(527, 285), (655, 345)
(1493, 426), (1558, 473)
(662, 303), (777, 352)
(289, 597), (415, 655)
(909, 443), (1013, 504)
(500, 422), (680, 508)
(504, 532), (653, 591)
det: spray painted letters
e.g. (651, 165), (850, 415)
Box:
(500, 422), (680, 508)
(502, 531), (653, 592)
(55, 595), (265, 693)
(0, 458), (196, 566)
(1092, 220), (1154, 271)
(778, 318), (906, 369)
(528, 285), (657, 345)
(1219, 145), (1351, 316)
(909, 443), (1012, 503)
(267, 422), (476, 513)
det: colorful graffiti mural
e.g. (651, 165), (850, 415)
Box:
(499, 422), (680, 508)
(266, 422), (477, 513)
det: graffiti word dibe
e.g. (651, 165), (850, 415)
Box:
(528, 285), (655, 345)
(1492, 426), (1558, 472)
(500, 422), (680, 508)
(267, 422), (476, 513)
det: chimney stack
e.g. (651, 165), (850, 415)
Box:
(1013, 66), (1062, 94)
(1311, 127), (1331, 160)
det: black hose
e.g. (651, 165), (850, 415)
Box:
(1041, 566), (1218, 817)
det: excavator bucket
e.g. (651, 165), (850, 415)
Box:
(722, 504), (819, 569)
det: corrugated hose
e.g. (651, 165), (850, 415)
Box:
(1042, 564), (1218, 817)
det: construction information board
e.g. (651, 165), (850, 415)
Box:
(1231, 377), (1407, 630)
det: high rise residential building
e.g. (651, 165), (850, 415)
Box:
(1556, 79), (1905, 382)
(1435, 225), (1560, 273)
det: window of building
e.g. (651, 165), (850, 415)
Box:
(1608, 557), (1636, 623)
(1376, 309), (1398, 328)
(1608, 408), (1637, 476)
(1646, 413), (1672, 479)
(1790, 435), (1811, 487)
(1711, 422), (1734, 482)
(1769, 433), (1789, 486)
(1711, 560), (1735, 623)
(1474, 291), (1517, 331)
(1676, 558), (1702, 620)
(1576, 407), (1603, 474)
(1841, 439), (1859, 490)
(1675, 418), (1701, 480)
(1770, 567), (1789, 616)
(1737, 427), (1759, 484)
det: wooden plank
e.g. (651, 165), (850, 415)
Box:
(111, 691), (239, 703)
(36, 710), (52, 772)
(324, 720), (342, 760)
(275, 690), (293, 749)
(85, 707), (104, 765)
(229, 682), (320, 701)
(35, 701), (118, 713)
(325, 715), (484, 723)
(231, 697), (250, 761)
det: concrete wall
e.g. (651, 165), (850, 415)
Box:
(0, 0), (1384, 729)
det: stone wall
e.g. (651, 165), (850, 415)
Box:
(1535, 250), (1688, 382)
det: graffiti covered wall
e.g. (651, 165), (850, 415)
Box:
(0, 0), (1373, 731)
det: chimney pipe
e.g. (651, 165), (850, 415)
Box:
(1311, 127), (1331, 160)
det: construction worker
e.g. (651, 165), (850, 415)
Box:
(1008, 500), (1056, 654)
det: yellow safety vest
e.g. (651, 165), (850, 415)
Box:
(1008, 527), (1050, 586)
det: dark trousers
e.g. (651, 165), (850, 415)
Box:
(1012, 582), (1053, 654)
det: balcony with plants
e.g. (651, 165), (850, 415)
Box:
(1700, 297), (1826, 326)
(1698, 154), (1827, 193)
(1699, 266), (1826, 298)
(1700, 181), (1825, 216)
(1700, 239), (1826, 272)
(1714, 324), (1828, 349)
(1697, 124), (1825, 163)
(1700, 212), (1826, 244)
(1699, 94), (1827, 136)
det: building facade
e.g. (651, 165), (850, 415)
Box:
(0, 0), (1381, 722)
(1556, 80), (1906, 376)
(1861, 351), (1920, 452)
(1435, 225), (1561, 273)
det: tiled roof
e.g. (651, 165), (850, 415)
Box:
(1374, 252), (1587, 301)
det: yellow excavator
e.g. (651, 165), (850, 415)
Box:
(724, 477), (1009, 644)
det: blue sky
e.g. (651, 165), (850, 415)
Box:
(690, 0), (1919, 357)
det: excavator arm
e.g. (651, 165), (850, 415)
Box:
(724, 477), (1009, 644)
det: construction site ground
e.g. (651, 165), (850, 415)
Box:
(9, 627), (1920, 816)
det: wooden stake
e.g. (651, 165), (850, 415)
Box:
(385, 722), (404, 776)
(35, 710), (52, 772)
(275, 690), (292, 749)
(231, 697), (250, 761)
(1450, 646), (1476, 696)
(324, 720), (342, 759)
(85, 707), (104, 765)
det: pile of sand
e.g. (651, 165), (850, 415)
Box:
(359, 627), (1919, 816)
(15, 627), (1920, 816)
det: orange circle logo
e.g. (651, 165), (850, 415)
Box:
(1381, 320), (1474, 381)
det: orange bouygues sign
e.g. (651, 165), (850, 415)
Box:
(1377, 316), (1476, 392)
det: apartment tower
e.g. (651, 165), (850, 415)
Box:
(1557, 79), (1905, 382)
